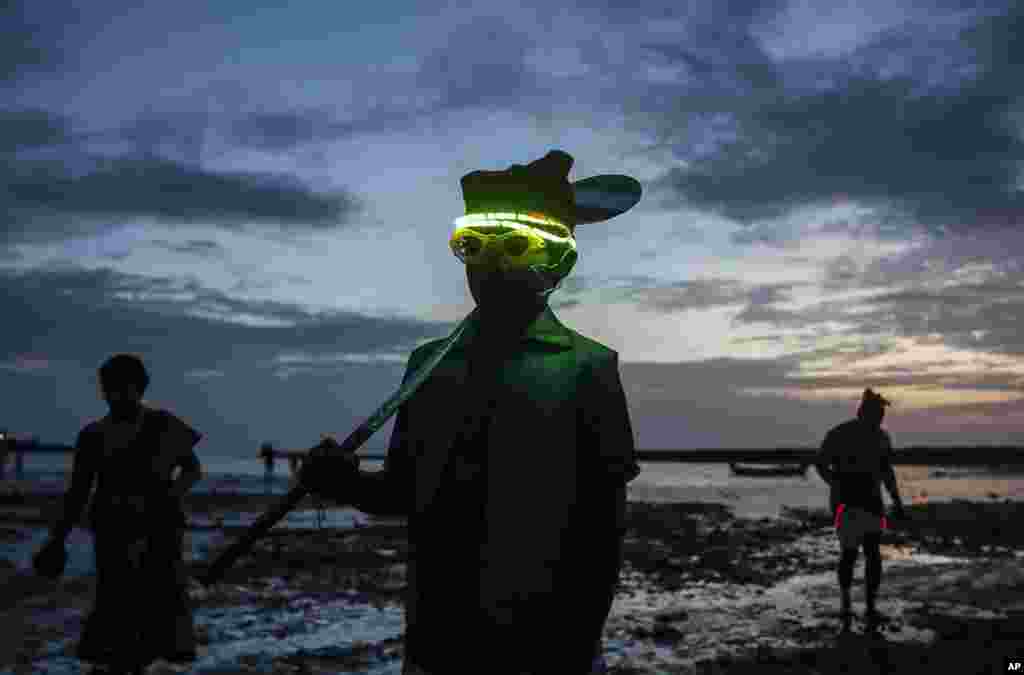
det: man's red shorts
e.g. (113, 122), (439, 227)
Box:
(834, 503), (888, 548)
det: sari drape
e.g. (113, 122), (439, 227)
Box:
(71, 407), (201, 669)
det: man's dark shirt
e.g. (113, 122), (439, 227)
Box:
(334, 306), (640, 674)
(818, 418), (893, 518)
(410, 352), (495, 669)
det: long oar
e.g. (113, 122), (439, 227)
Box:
(198, 308), (478, 587)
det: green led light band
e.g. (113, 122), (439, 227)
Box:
(454, 212), (572, 239)
(449, 223), (577, 266)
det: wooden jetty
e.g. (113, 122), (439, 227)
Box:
(3, 434), (1023, 483)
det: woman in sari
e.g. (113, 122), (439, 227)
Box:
(40, 354), (204, 674)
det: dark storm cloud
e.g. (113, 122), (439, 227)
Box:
(580, 0), (787, 111)
(564, 264), (1024, 361)
(0, 264), (449, 365)
(219, 16), (539, 152)
(126, 76), (429, 154)
(632, 278), (749, 313)
(151, 239), (226, 258)
(861, 279), (1024, 356)
(643, 3), (1024, 237)
(552, 274), (747, 311)
(821, 254), (862, 288)
(216, 12), (572, 155)
(639, 25), (782, 94)
(727, 217), (824, 248)
(1, 108), (367, 245)
(227, 105), (451, 152)
(0, 263), (458, 452)
(3, 155), (363, 228)
(731, 270), (1024, 348)
(568, 265), (1021, 358)
(812, 220), (1024, 355)
(621, 347), (1024, 447)
(731, 283), (813, 327)
(568, 0), (787, 30)
(415, 16), (538, 112)
(0, 108), (74, 152)
(189, 2), (786, 157)
(0, 1), (83, 86)
(84, 111), (217, 165)
(226, 109), (337, 152)
(681, 341), (1000, 398)
(221, 104), (439, 152)
(619, 357), (855, 448)
(558, 274), (818, 321)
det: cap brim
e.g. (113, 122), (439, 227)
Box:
(571, 175), (643, 225)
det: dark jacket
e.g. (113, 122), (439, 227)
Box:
(54, 407), (202, 538)
(817, 418), (893, 518)
(330, 304), (640, 674)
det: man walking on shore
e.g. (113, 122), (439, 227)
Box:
(300, 150), (643, 674)
(815, 388), (906, 632)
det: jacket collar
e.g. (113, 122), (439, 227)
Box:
(454, 304), (573, 351)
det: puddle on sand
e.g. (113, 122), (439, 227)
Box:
(0, 527), (232, 579)
(8, 507), (1024, 674)
(30, 594), (407, 675)
(602, 521), (1020, 672)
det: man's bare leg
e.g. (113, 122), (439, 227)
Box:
(839, 545), (858, 630)
(862, 532), (884, 628)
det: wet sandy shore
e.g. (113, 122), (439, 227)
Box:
(2, 497), (1023, 673)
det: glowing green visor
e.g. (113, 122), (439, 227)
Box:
(450, 212), (577, 273)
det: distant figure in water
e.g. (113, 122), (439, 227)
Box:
(299, 150), (642, 674)
(260, 442), (275, 494)
(37, 353), (204, 674)
(815, 388), (906, 632)
(0, 428), (9, 480)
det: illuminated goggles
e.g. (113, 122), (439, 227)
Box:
(449, 212), (578, 277)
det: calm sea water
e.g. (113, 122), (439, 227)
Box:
(6, 454), (1024, 518)
(4, 455), (1024, 580)
(0, 458), (826, 579)
(1, 455), (382, 495)
(4, 456), (820, 494)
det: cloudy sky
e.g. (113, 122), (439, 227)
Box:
(3, 0), (1024, 466)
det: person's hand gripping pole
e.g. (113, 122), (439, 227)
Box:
(198, 308), (478, 587)
(298, 434), (360, 501)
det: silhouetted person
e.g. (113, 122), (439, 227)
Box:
(36, 354), (204, 674)
(815, 388), (906, 632)
(0, 429), (8, 480)
(299, 150), (642, 674)
(260, 442), (275, 494)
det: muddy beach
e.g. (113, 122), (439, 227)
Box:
(2, 494), (1023, 674)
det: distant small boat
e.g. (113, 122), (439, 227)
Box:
(729, 463), (809, 477)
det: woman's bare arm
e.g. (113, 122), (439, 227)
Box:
(50, 429), (98, 540)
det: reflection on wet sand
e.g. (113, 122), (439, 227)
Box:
(2, 492), (1023, 674)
